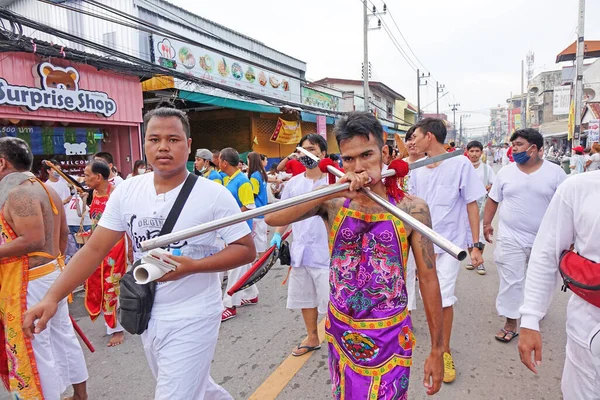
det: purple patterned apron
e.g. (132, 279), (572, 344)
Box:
(326, 198), (413, 400)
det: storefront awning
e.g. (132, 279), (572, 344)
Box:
(300, 112), (336, 125)
(179, 90), (280, 114)
(540, 120), (568, 139)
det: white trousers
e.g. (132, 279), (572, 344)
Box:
(286, 266), (329, 314)
(142, 313), (233, 400)
(562, 336), (600, 399)
(406, 251), (417, 311)
(222, 263), (259, 308)
(106, 318), (124, 335)
(494, 237), (531, 319)
(436, 252), (460, 308)
(27, 268), (88, 400)
(252, 218), (268, 253)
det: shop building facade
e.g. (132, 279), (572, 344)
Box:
(0, 52), (143, 176)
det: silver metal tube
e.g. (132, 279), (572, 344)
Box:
(295, 146), (467, 260)
(140, 169), (397, 251)
(320, 162), (466, 261)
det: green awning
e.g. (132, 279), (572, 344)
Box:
(179, 90), (280, 114)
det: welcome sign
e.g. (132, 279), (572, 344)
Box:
(0, 62), (117, 117)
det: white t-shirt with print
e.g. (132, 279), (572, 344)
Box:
(109, 175), (124, 186)
(98, 172), (250, 320)
(409, 155), (487, 253)
(472, 162), (496, 210)
(281, 173), (330, 269)
(489, 161), (566, 247)
(65, 193), (92, 227)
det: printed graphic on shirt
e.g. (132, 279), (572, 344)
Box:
(127, 214), (188, 253)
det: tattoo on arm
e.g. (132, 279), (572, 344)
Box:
(402, 198), (436, 269)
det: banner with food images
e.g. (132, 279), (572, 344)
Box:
(270, 118), (302, 145)
(152, 35), (301, 103)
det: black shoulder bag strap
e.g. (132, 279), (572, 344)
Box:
(158, 173), (198, 238)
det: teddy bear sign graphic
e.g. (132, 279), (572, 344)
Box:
(0, 62), (117, 117)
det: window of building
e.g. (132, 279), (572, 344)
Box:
(373, 94), (382, 103)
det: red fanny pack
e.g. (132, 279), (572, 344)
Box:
(559, 250), (600, 308)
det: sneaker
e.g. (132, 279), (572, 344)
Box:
(221, 307), (237, 321)
(443, 352), (456, 383)
(240, 297), (258, 307)
(465, 264), (475, 270)
(476, 264), (486, 275)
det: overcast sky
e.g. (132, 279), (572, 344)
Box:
(171, 0), (600, 135)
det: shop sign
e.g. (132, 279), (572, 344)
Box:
(588, 119), (599, 143)
(152, 35), (301, 103)
(302, 87), (341, 111)
(0, 62), (117, 117)
(0, 125), (99, 156)
(553, 86), (571, 116)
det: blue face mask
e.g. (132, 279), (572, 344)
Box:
(513, 145), (533, 165)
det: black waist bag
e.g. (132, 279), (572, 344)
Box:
(279, 240), (291, 266)
(118, 174), (197, 335)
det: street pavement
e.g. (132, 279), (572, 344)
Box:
(3, 171), (571, 399)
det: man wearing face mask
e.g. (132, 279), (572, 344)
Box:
(195, 148), (223, 184)
(42, 159), (72, 206)
(483, 128), (566, 344)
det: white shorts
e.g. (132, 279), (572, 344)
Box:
(27, 267), (89, 399)
(436, 252), (460, 308)
(287, 266), (329, 314)
(252, 218), (268, 253)
(142, 313), (233, 400)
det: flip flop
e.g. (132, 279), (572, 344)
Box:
(292, 344), (321, 357)
(495, 328), (519, 343)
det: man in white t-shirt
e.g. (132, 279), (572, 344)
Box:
(270, 133), (330, 357)
(465, 140), (495, 275)
(42, 159), (72, 206)
(94, 151), (124, 186)
(483, 144), (494, 166)
(410, 118), (487, 384)
(483, 128), (566, 345)
(518, 171), (600, 399)
(24, 105), (256, 400)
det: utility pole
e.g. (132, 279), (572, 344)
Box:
(362, 1), (385, 113)
(459, 114), (470, 146)
(416, 70), (430, 122)
(450, 102), (460, 142)
(521, 60), (526, 129)
(436, 81), (445, 115)
(573, 0), (585, 148)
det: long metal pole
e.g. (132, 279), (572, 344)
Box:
(573, 0), (586, 148)
(141, 153), (467, 261)
(363, 0), (370, 112)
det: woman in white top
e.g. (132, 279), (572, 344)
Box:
(585, 143), (600, 172)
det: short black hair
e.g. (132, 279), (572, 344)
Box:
(413, 118), (447, 144)
(88, 160), (110, 180)
(298, 133), (328, 153)
(405, 126), (416, 142)
(334, 111), (384, 149)
(94, 151), (114, 165)
(41, 158), (60, 173)
(0, 137), (33, 171)
(144, 101), (191, 138)
(467, 140), (483, 150)
(449, 142), (456, 147)
(220, 147), (240, 167)
(509, 128), (543, 150)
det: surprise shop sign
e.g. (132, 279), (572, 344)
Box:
(0, 62), (117, 117)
